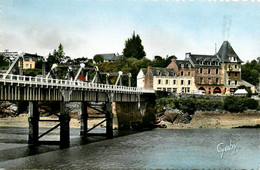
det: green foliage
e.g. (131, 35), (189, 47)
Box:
(156, 97), (224, 113)
(178, 98), (195, 115)
(0, 55), (10, 70)
(193, 99), (224, 111)
(46, 43), (69, 72)
(93, 55), (104, 63)
(245, 98), (259, 110)
(151, 55), (174, 67)
(241, 60), (260, 86)
(224, 96), (247, 113)
(23, 69), (42, 76)
(123, 32), (146, 60)
(97, 57), (152, 86)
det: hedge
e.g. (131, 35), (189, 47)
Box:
(156, 96), (258, 113)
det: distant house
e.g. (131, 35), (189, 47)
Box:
(137, 68), (147, 88)
(95, 53), (123, 62)
(143, 66), (196, 93)
(18, 53), (44, 69)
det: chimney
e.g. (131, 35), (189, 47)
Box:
(185, 53), (191, 59)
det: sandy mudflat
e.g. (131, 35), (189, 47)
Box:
(0, 113), (260, 129)
(165, 112), (260, 129)
(0, 114), (105, 128)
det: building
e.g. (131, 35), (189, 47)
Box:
(217, 41), (255, 94)
(143, 66), (196, 94)
(18, 53), (44, 70)
(139, 41), (255, 95)
(95, 53), (123, 62)
(137, 68), (147, 88)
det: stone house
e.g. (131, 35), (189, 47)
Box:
(143, 66), (196, 94)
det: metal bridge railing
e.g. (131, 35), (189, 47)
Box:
(0, 74), (154, 94)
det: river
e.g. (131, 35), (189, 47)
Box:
(0, 127), (259, 169)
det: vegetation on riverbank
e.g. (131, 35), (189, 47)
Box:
(156, 96), (259, 113)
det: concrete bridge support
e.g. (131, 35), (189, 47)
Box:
(80, 102), (88, 137)
(113, 102), (144, 130)
(28, 101), (39, 144)
(60, 102), (71, 148)
(105, 102), (113, 139)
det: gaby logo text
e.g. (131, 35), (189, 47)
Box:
(217, 140), (238, 159)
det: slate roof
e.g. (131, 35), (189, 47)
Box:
(189, 54), (221, 66)
(217, 41), (243, 63)
(149, 67), (176, 76)
(97, 53), (122, 61)
(23, 53), (44, 61)
(175, 60), (194, 68)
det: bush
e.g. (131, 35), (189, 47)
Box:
(178, 98), (195, 115)
(224, 96), (246, 113)
(245, 98), (258, 110)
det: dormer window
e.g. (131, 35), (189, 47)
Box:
(157, 70), (161, 76)
(181, 64), (184, 68)
(199, 61), (203, 65)
(165, 71), (169, 76)
(188, 64), (191, 68)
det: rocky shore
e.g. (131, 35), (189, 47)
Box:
(161, 111), (260, 129)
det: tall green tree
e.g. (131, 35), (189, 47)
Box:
(47, 43), (67, 71)
(123, 32), (146, 60)
(93, 55), (104, 63)
(241, 60), (260, 86)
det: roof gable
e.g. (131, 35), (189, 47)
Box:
(217, 41), (243, 63)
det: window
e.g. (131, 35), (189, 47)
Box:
(181, 64), (184, 68)
(172, 88), (177, 93)
(228, 73), (231, 76)
(166, 80), (169, 84)
(181, 80), (184, 85)
(167, 88), (171, 92)
(30, 64), (32, 69)
(158, 79), (161, 84)
(235, 80), (237, 85)
(173, 80), (176, 85)
(157, 88), (162, 91)
(208, 68), (211, 74)
(200, 77), (203, 84)
(181, 71), (183, 76)
(188, 72), (190, 76)
(228, 80), (231, 85)
(235, 73), (238, 77)
(188, 80), (191, 85)
(216, 68), (219, 74)
(26, 64), (29, 67)
(216, 78), (219, 84)
(182, 87), (185, 93)
(235, 65), (237, 69)
(163, 88), (166, 91)
(157, 70), (161, 76)
(200, 68), (203, 74)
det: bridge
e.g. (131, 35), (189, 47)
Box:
(0, 53), (155, 148)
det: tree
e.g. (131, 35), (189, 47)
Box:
(93, 55), (104, 63)
(123, 32), (146, 60)
(241, 60), (260, 86)
(46, 43), (67, 71)
(0, 54), (10, 70)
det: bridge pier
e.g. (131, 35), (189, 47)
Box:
(105, 102), (113, 139)
(80, 102), (88, 137)
(28, 101), (39, 144)
(60, 102), (70, 148)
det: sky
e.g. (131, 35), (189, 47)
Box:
(0, 0), (260, 62)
